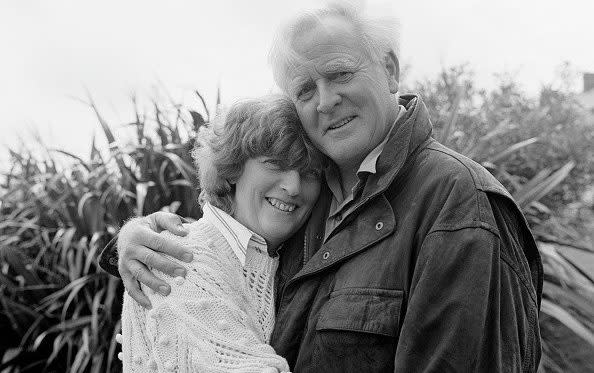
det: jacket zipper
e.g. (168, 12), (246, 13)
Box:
(272, 232), (307, 342)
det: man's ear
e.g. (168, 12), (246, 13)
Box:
(384, 50), (400, 94)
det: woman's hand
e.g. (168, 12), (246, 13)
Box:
(118, 212), (192, 308)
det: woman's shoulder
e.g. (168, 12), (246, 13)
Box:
(160, 217), (215, 243)
(156, 218), (241, 287)
(159, 218), (232, 260)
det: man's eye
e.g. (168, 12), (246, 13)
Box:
(332, 71), (353, 82)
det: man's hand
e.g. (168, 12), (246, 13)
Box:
(118, 212), (192, 309)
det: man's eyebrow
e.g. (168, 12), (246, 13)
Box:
(321, 58), (360, 72)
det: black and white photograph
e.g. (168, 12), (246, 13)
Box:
(1, 0), (593, 372)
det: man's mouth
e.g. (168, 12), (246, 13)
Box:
(328, 116), (356, 131)
(266, 197), (297, 212)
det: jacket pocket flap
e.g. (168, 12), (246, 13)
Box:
(316, 288), (403, 337)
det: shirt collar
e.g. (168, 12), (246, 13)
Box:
(358, 104), (407, 175)
(202, 202), (267, 266)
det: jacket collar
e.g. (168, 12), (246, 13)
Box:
(359, 94), (433, 202)
(287, 94), (434, 283)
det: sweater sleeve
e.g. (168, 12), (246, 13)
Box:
(121, 231), (290, 373)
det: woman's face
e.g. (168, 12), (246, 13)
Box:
(233, 156), (321, 249)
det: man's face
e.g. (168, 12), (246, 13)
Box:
(285, 16), (399, 172)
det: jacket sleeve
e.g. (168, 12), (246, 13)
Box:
(121, 233), (290, 373)
(393, 225), (541, 373)
(98, 235), (120, 277)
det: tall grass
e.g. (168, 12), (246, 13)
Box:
(2, 72), (594, 372)
(0, 92), (206, 372)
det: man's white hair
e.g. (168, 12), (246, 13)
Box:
(268, 0), (401, 93)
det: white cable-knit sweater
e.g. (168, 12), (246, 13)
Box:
(121, 219), (290, 372)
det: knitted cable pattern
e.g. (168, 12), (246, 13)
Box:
(121, 219), (290, 373)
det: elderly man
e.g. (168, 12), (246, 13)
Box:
(100, 3), (542, 372)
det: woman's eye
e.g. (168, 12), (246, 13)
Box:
(302, 169), (321, 179)
(262, 159), (282, 170)
(296, 84), (315, 100)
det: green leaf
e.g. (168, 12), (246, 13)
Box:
(541, 298), (594, 346)
(33, 316), (93, 350)
(157, 151), (197, 182)
(488, 137), (539, 164)
(77, 192), (105, 234)
(515, 162), (575, 208)
(136, 182), (154, 216)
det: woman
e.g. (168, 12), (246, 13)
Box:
(119, 95), (324, 372)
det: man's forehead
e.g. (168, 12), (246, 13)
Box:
(284, 45), (367, 89)
(288, 53), (361, 77)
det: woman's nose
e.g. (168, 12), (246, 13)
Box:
(280, 170), (301, 196)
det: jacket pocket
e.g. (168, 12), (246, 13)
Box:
(316, 287), (403, 336)
(312, 288), (403, 372)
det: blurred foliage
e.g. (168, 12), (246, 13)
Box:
(1, 67), (593, 372)
(0, 91), (206, 372)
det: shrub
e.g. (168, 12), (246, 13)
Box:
(0, 92), (206, 372)
(1, 73), (593, 372)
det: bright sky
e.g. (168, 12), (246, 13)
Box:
(1, 0), (593, 165)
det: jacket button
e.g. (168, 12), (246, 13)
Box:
(375, 221), (384, 230)
(109, 257), (118, 266)
(322, 251), (330, 260)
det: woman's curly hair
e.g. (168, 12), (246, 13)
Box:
(192, 94), (325, 215)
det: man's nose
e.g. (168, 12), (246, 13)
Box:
(279, 170), (301, 196)
(316, 81), (341, 114)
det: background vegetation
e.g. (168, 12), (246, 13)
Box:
(1, 67), (593, 372)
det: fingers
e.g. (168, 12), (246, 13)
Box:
(144, 250), (187, 278)
(146, 234), (194, 263)
(121, 264), (153, 309)
(119, 218), (193, 264)
(128, 259), (172, 296)
(148, 212), (189, 236)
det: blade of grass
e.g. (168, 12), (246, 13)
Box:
(541, 298), (594, 346)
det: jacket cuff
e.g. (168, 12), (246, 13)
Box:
(98, 235), (121, 278)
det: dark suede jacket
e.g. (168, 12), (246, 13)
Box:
(269, 95), (542, 372)
(99, 95), (543, 372)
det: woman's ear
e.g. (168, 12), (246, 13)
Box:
(384, 50), (400, 94)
